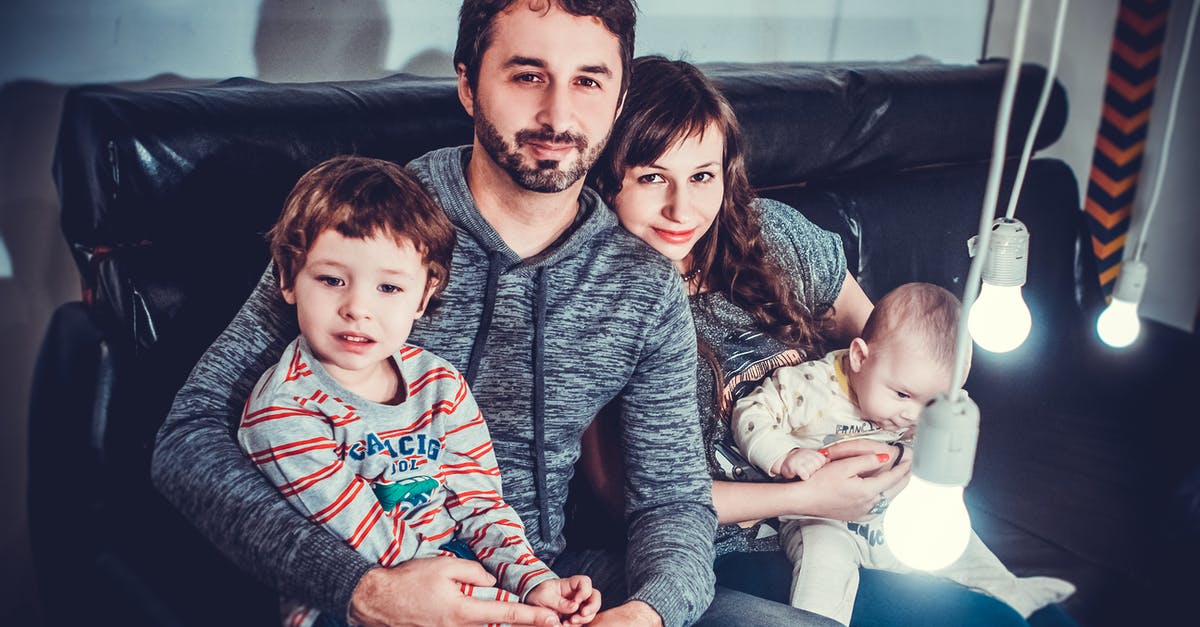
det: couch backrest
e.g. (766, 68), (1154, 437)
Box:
(55, 61), (1070, 360)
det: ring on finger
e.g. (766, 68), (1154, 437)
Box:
(868, 491), (890, 516)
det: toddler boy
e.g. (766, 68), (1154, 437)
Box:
(733, 282), (1073, 625)
(238, 156), (598, 626)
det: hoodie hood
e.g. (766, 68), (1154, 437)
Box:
(408, 145), (616, 544)
(409, 146), (617, 275)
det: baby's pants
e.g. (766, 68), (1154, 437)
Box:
(780, 518), (1074, 626)
(781, 518), (876, 625)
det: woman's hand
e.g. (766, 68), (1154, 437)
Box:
(711, 439), (909, 524)
(846, 440), (907, 478)
(782, 439), (910, 521)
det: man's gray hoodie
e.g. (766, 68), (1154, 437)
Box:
(151, 146), (717, 626)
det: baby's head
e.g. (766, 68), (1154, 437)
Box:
(846, 282), (964, 432)
(268, 156), (455, 376)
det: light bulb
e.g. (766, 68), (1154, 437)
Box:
(883, 475), (972, 571)
(1097, 298), (1140, 347)
(966, 218), (1031, 353)
(968, 283), (1032, 352)
(1096, 259), (1148, 349)
(884, 391), (978, 571)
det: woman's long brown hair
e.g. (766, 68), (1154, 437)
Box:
(592, 56), (827, 389)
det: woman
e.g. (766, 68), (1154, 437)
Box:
(579, 56), (1077, 627)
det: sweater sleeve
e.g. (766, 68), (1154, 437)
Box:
(619, 274), (717, 627)
(757, 198), (848, 311)
(150, 266), (374, 616)
(437, 374), (557, 599)
(237, 343), (424, 569)
(731, 362), (829, 476)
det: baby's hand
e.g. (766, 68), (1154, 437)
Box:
(526, 575), (601, 625)
(778, 448), (829, 480)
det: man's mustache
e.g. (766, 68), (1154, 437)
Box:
(515, 128), (588, 152)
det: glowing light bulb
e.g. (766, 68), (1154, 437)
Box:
(884, 392), (978, 571)
(1096, 259), (1148, 349)
(966, 218), (1031, 353)
(1097, 299), (1140, 347)
(968, 283), (1032, 353)
(884, 475), (972, 571)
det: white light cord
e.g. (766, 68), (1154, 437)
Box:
(1132, 0), (1199, 261)
(953, 0), (1033, 391)
(1004, 0), (1070, 220)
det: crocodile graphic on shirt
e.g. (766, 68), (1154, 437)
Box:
(373, 475), (439, 510)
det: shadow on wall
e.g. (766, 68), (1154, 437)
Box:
(0, 78), (73, 627)
(400, 48), (456, 77)
(254, 0), (454, 81)
(255, 0), (391, 82)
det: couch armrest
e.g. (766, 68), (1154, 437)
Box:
(28, 302), (276, 626)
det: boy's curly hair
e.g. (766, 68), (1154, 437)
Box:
(267, 155), (456, 313)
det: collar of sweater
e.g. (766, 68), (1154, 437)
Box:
(410, 146), (618, 272)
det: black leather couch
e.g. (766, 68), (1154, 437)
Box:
(29, 61), (1197, 626)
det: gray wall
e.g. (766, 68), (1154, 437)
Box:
(0, 1), (1002, 623)
(0, 0), (987, 84)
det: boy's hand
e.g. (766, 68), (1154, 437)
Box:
(777, 447), (828, 480)
(526, 575), (601, 624)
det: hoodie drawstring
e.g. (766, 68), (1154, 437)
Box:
(465, 252), (503, 387)
(532, 268), (551, 543)
(464, 254), (553, 545)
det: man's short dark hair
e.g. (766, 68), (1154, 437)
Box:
(454, 0), (637, 98)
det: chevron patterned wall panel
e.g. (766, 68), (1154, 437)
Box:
(1085, 0), (1171, 298)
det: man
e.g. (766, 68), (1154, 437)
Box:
(154, 2), (718, 626)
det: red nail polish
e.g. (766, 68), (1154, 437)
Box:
(876, 453), (891, 463)
(818, 448), (830, 458)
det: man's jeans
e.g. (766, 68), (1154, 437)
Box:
(553, 547), (839, 626)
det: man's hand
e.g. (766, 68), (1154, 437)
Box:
(776, 448), (828, 480)
(589, 600), (663, 627)
(349, 557), (561, 627)
(525, 575), (601, 625)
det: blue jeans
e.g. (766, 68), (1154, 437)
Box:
(693, 586), (841, 626)
(553, 548), (840, 626)
(714, 550), (1078, 627)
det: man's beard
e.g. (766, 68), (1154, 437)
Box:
(474, 99), (608, 193)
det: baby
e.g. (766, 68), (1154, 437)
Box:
(238, 155), (598, 626)
(733, 282), (1073, 626)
